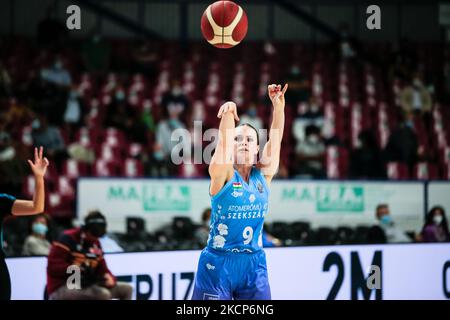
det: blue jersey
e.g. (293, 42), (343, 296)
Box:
(207, 167), (269, 253)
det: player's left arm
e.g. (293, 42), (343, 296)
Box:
(260, 83), (288, 186)
(11, 147), (49, 216)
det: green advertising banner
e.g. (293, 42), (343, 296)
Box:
(78, 179), (426, 233)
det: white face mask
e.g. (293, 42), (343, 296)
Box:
(310, 104), (319, 113)
(433, 215), (443, 225)
(172, 86), (182, 96)
(308, 135), (319, 144)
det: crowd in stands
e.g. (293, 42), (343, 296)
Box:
(1, 34), (450, 255)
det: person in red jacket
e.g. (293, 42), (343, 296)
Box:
(47, 211), (132, 300)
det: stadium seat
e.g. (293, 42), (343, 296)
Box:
(123, 158), (144, 177)
(62, 159), (89, 179)
(315, 227), (336, 245)
(386, 162), (410, 180)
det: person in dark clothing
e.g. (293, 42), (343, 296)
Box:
(0, 147), (49, 300)
(349, 130), (386, 179)
(384, 113), (418, 174)
(47, 211), (132, 300)
(161, 79), (191, 124)
(285, 65), (310, 107)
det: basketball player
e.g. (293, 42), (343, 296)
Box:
(192, 83), (288, 300)
(0, 146), (49, 300)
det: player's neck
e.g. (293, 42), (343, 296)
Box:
(235, 164), (253, 183)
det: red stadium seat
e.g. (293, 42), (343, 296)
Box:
(413, 163), (438, 180)
(93, 160), (119, 177)
(122, 158), (144, 177)
(386, 162), (410, 180)
(62, 159), (89, 179)
(56, 176), (75, 197)
(47, 192), (74, 218)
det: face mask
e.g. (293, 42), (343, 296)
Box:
(248, 109), (257, 117)
(433, 215), (443, 226)
(168, 119), (180, 128)
(291, 67), (300, 75)
(31, 119), (41, 129)
(54, 61), (63, 70)
(310, 104), (319, 113)
(154, 150), (164, 161)
(172, 87), (182, 96)
(380, 215), (392, 226)
(308, 135), (319, 144)
(413, 79), (422, 88)
(32, 223), (48, 236)
(69, 91), (78, 99)
(405, 120), (414, 129)
(115, 91), (125, 101)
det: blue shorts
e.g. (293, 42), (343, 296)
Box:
(192, 247), (271, 300)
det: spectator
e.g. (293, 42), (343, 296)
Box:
(31, 114), (67, 166)
(239, 104), (263, 132)
(22, 214), (51, 256)
(421, 206), (450, 243)
(375, 204), (411, 243)
(103, 89), (148, 144)
(64, 86), (85, 139)
(194, 208), (211, 246)
(285, 65), (310, 107)
(349, 130), (386, 179)
(40, 57), (72, 89)
(384, 112), (418, 174)
(151, 103), (190, 177)
(292, 96), (324, 142)
(399, 73), (432, 115)
(161, 79), (190, 124)
(47, 211), (132, 300)
(338, 22), (356, 61)
(104, 89), (134, 131)
(294, 124), (326, 179)
(132, 40), (159, 81)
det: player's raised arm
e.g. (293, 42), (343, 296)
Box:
(11, 147), (49, 216)
(209, 101), (239, 196)
(260, 83), (288, 185)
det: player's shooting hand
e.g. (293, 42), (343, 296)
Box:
(268, 83), (288, 110)
(217, 101), (239, 121)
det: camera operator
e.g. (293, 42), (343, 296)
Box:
(47, 211), (132, 300)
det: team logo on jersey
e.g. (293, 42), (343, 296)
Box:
(257, 182), (264, 193)
(249, 194), (256, 203)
